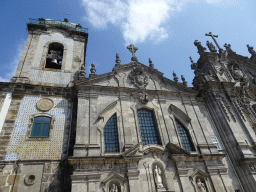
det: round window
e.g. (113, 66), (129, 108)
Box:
(24, 174), (36, 186)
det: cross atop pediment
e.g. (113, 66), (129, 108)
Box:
(127, 44), (138, 61)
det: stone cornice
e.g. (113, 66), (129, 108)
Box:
(27, 22), (88, 39)
(75, 85), (197, 97)
(0, 82), (75, 99)
(68, 156), (142, 165)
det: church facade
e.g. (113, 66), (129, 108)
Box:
(0, 18), (256, 192)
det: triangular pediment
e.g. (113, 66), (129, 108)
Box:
(102, 172), (127, 184)
(75, 62), (197, 96)
(190, 169), (209, 179)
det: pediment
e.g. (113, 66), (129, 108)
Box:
(143, 144), (165, 155)
(102, 172), (127, 184)
(166, 142), (190, 155)
(75, 62), (197, 96)
(121, 143), (142, 157)
(190, 169), (209, 179)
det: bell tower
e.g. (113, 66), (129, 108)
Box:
(11, 18), (88, 85)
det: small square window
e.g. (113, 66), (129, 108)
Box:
(211, 136), (222, 150)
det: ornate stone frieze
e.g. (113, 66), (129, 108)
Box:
(129, 64), (149, 89)
(36, 98), (54, 112)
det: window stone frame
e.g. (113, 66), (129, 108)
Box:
(131, 100), (164, 148)
(26, 113), (55, 141)
(169, 104), (197, 152)
(97, 102), (123, 155)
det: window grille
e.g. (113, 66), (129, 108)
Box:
(211, 136), (222, 150)
(175, 119), (194, 151)
(30, 116), (51, 137)
(104, 114), (119, 153)
(137, 108), (161, 146)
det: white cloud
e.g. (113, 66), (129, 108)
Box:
(81, 0), (246, 44)
(0, 40), (26, 82)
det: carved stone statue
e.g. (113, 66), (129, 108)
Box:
(110, 184), (118, 192)
(154, 165), (164, 188)
(206, 41), (217, 52)
(194, 40), (207, 56)
(247, 44), (256, 55)
(230, 64), (244, 81)
(197, 179), (207, 192)
(249, 163), (256, 172)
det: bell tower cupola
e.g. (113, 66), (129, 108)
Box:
(11, 17), (88, 85)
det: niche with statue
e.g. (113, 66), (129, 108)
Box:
(152, 162), (169, 192)
(101, 172), (128, 192)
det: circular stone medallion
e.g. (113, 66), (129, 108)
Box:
(36, 98), (54, 112)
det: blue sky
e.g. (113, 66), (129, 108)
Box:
(0, 0), (255, 86)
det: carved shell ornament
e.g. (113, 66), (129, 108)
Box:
(129, 64), (149, 89)
(36, 98), (54, 112)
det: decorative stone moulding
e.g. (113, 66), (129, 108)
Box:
(129, 64), (149, 89)
(249, 162), (256, 173)
(36, 98), (54, 112)
(24, 174), (37, 186)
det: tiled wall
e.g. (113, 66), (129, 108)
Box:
(30, 69), (71, 84)
(5, 96), (70, 161)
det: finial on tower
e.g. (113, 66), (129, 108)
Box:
(115, 53), (121, 67)
(173, 71), (179, 83)
(181, 75), (187, 87)
(90, 61), (96, 77)
(79, 63), (86, 78)
(149, 58), (154, 68)
(127, 44), (138, 62)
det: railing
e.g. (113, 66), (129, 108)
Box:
(27, 18), (88, 33)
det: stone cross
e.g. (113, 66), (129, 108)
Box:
(127, 44), (138, 58)
(205, 32), (221, 50)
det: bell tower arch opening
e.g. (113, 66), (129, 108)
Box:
(45, 42), (64, 70)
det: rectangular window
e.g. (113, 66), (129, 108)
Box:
(211, 136), (222, 150)
(30, 116), (51, 137)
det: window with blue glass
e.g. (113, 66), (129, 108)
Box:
(175, 119), (195, 151)
(30, 116), (51, 137)
(104, 114), (119, 153)
(137, 108), (161, 146)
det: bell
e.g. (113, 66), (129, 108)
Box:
(50, 59), (58, 65)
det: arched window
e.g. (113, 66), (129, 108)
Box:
(45, 43), (63, 69)
(30, 116), (51, 137)
(175, 119), (195, 151)
(137, 108), (161, 146)
(104, 114), (119, 153)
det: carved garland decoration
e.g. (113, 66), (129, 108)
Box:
(129, 64), (149, 89)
